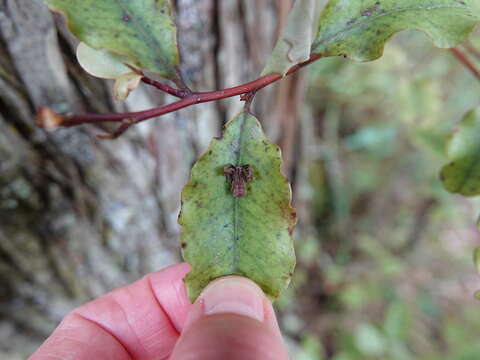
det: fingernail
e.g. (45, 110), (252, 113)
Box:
(200, 277), (265, 322)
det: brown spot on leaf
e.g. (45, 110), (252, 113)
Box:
(291, 209), (297, 221)
(122, 14), (131, 22)
(288, 209), (297, 235)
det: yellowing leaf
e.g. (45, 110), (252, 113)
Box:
(313, 0), (480, 61)
(76, 42), (135, 79)
(178, 112), (296, 302)
(45, 0), (180, 81)
(77, 42), (142, 100)
(113, 72), (143, 101)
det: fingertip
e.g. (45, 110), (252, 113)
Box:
(201, 277), (265, 322)
(170, 276), (288, 360)
(170, 315), (288, 360)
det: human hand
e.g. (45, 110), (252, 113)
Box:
(30, 263), (288, 360)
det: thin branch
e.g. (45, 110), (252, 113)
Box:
(37, 54), (323, 138)
(96, 118), (135, 139)
(141, 77), (189, 98)
(451, 47), (480, 80)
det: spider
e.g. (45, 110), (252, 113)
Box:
(223, 164), (253, 197)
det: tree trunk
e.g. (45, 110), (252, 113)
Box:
(0, 0), (311, 357)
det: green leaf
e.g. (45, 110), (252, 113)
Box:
(45, 0), (179, 81)
(384, 302), (409, 341)
(313, 0), (480, 61)
(474, 248), (480, 273)
(261, 0), (323, 76)
(354, 323), (387, 356)
(178, 112), (296, 302)
(440, 107), (480, 196)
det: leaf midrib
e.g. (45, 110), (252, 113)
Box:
(313, 4), (472, 50)
(232, 114), (249, 272)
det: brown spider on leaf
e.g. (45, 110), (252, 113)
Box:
(223, 164), (253, 197)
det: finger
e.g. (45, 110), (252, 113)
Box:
(31, 263), (192, 360)
(170, 277), (288, 360)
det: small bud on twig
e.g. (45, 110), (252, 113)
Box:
(36, 107), (65, 130)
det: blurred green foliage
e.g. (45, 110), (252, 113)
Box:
(440, 107), (480, 196)
(285, 30), (480, 360)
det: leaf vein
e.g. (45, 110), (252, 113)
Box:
(232, 114), (249, 272)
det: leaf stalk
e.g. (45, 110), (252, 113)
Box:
(451, 47), (480, 81)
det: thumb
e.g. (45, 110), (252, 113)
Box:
(170, 277), (289, 360)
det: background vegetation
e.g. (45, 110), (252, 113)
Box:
(285, 31), (480, 359)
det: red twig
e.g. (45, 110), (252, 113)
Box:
(37, 54), (322, 138)
(141, 77), (189, 98)
(451, 47), (480, 80)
